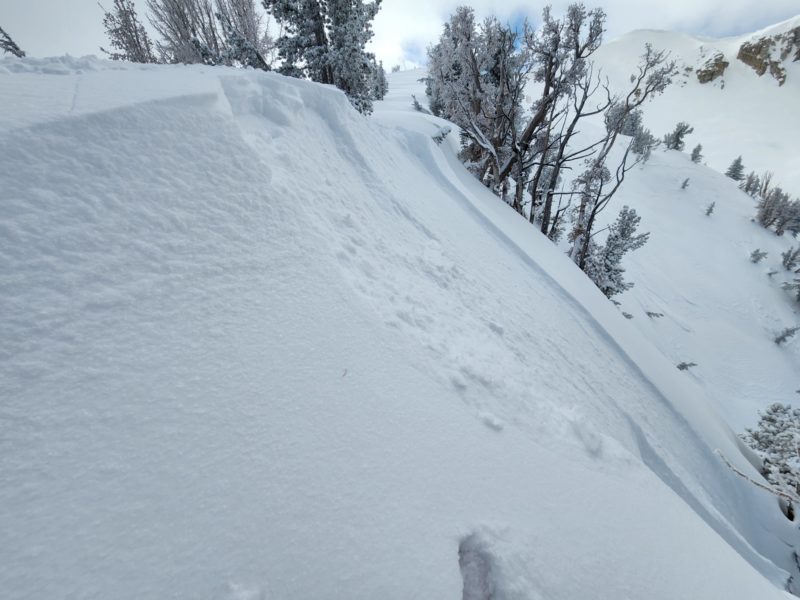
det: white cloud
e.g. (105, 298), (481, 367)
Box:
(370, 0), (800, 68)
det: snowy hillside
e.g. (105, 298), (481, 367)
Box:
(602, 147), (800, 432)
(590, 18), (800, 430)
(393, 66), (800, 432)
(1, 57), (799, 599)
(594, 15), (800, 196)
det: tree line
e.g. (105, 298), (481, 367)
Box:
(424, 4), (676, 298)
(97, 0), (387, 113)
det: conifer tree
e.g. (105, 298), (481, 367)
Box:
(0, 25), (25, 58)
(369, 59), (388, 100)
(743, 403), (800, 497)
(783, 246), (800, 271)
(263, 0), (382, 113)
(741, 171), (761, 196)
(690, 143), (703, 163)
(725, 155), (745, 181)
(584, 206), (649, 298)
(663, 121), (693, 150)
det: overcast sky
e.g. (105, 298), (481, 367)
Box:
(2, 0), (798, 67)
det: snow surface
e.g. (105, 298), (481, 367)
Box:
(1, 57), (798, 599)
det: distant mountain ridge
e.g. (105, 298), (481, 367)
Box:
(693, 15), (800, 86)
(594, 15), (800, 196)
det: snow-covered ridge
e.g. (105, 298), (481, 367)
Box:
(607, 13), (800, 83)
(0, 58), (797, 598)
(594, 19), (800, 197)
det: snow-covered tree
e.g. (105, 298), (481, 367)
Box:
(681, 178), (689, 190)
(662, 121), (693, 151)
(263, 0), (330, 80)
(629, 122), (657, 162)
(756, 185), (800, 236)
(325, 0), (382, 113)
(741, 171), (761, 196)
(0, 25), (25, 58)
(706, 201), (715, 216)
(583, 205), (649, 298)
(369, 59), (388, 100)
(750, 249), (768, 263)
(264, 0), (382, 113)
(426, 8), (528, 197)
(725, 155), (745, 181)
(498, 3), (606, 190)
(783, 246), (800, 271)
(101, 0), (157, 62)
(742, 403), (800, 497)
(690, 143), (703, 163)
(567, 43), (675, 269)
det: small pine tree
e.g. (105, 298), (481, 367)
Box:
(681, 178), (690, 190)
(663, 121), (694, 151)
(369, 59), (388, 100)
(726, 155), (745, 181)
(741, 171), (761, 196)
(584, 206), (650, 298)
(677, 361), (698, 371)
(690, 143), (703, 163)
(705, 201), (715, 216)
(630, 125), (657, 162)
(0, 25), (25, 58)
(742, 403), (800, 497)
(750, 249), (768, 263)
(783, 246), (800, 271)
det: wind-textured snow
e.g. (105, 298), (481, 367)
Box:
(0, 57), (798, 599)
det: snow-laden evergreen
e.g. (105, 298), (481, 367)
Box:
(663, 121), (694, 151)
(584, 205), (649, 297)
(264, 0), (382, 113)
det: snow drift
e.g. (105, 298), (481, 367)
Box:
(0, 57), (797, 599)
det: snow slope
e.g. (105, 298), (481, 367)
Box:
(1, 57), (798, 599)
(590, 18), (800, 430)
(603, 147), (800, 432)
(594, 16), (800, 196)
(390, 67), (800, 432)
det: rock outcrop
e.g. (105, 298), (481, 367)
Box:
(737, 25), (800, 86)
(696, 51), (729, 83)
